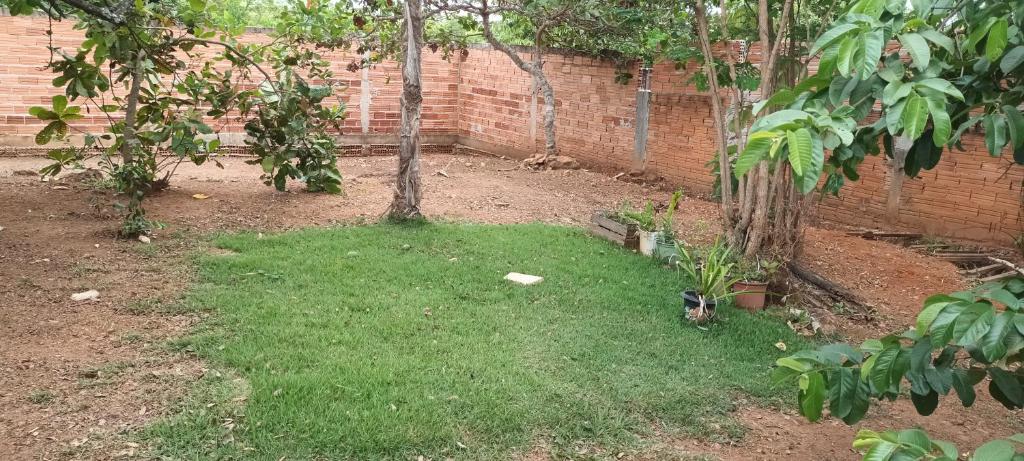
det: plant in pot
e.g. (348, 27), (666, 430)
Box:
(621, 201), (660, 256)
(656, 190), (683, 263)
(732, 257), (779, 312)
(676, 239), (739, 325)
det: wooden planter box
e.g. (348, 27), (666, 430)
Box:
(589, 211), (639, 250)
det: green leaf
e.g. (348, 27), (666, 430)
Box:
(735, 132), (777, 177)
(34, 123), (55, 145)
(990, 368), (1024, 410)
(810, 23), (860, 56)
(899, 33), (931, 71)
(901, 93), (929, 141)
(871, 346), (908, 394)
(1005, 106), (1024, 151)
(952, 115), (984, 146)
(967, 17), (998, 52)
(861, 27), (885, 78)
(978, 311), (1011, 362)
(188, 0), (206, 9)
(753, 89), (796, 115)
(898, 429), (932, 451)
(954, 304), (995, 347)
(863, 440), (898, 461)
(882, 81), (912, 105)
(934, 439), (959, 460)
(29, 107), (58, 121)
(798, 371), (827, 422)
(844, 378), (871, 424)
(926, 97), (951, 146)
(850, 0), (885, 18)
(751, 109), (812, 132)
(1002, 46), (1024, 74)
(829, 367), (857, 419)
(795, 131), (825, 194)
(786, 128), (814, 177)
(984, 287), (1022, 310)
(777, 356), (811, 372)
(918, 295), (962, 336)
(919, 28), (955, 55)
(914, 78), (965, 101)
(838, 35), (861, 77)
(771, 365), (803, 384)
(974, 439), (1015, 461)
(951, 368), (979, 407)
(930, 302), (968, 345)
(910, 389), (938, 416)
(260, 156), (276, 173)
(986, 18), (1009, 63)
(984, 114), (1010, 156)
(51, 95), (67, 114)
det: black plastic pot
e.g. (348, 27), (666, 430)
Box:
(681, 290), (717, 316)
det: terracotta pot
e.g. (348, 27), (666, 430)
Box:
(733, 281), (768, 311)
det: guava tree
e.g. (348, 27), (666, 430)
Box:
(8, 0), (350, 235)
(735, 0), (1024, 234)
(684, 0), (860, 257)
(427, 0), (606, 166)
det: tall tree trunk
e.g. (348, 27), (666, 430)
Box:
(691, 0), (799, 258)
(388, 0), (424, 219)
(693, 0), (735, 232)
(532, 47), (557, 159)
(480, 9), (557, 161)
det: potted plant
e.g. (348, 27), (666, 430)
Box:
(656, 190), (683, 263)
(676, 239), (739, 325)
(621, 201), (660, 256)
(732, 257), (778, 312)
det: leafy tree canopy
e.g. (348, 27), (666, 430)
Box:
(737, 0), (1024, 195)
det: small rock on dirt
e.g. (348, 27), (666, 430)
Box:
(70, 290), (100, 301)
(64, 169), (102, 183)
(138, 235), (151, 244)
(547, 156), (580, 170)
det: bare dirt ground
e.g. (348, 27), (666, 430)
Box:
(1, 153), (1020, 460)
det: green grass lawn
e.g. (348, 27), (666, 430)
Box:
(147, 223), (806, 460)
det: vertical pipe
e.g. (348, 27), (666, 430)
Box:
(359, 51), (372, 155)
(632, 66), (652, 174)
(886, 137), (911, 223)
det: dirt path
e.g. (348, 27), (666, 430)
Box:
(1, 154), (1019, 460)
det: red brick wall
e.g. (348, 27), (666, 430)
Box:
(0, 15), (460, 138)
(453, 48), (1024, 243)
(1, 15), (1020, 242)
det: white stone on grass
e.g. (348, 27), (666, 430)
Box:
(504, 272), (543, 285)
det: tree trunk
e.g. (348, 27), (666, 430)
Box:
(388, 0), (424, 219)
(693, 0), (735, 232)
(481, 11), (557, 161)
(120, 60), (142, 165)
(534, 70), (557, 158)
(532, 48), (557, 159)
(692, 0), (801, 258)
